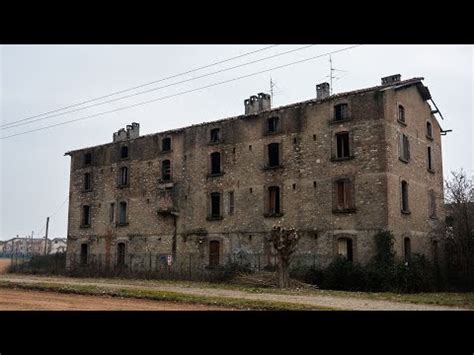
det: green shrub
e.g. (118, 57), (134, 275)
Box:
(8, 253), (66, 275)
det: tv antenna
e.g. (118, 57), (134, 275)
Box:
(329, 55), (348, 95)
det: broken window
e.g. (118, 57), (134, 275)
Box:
(398, 105), (405, 123)
(401, 180), (409, 213)
(404, 237), (411, 262)
(82, 205), (91, 226)
(117, 242), (126, 266)
(426, 121), (433, 138)
(337, 238), (353, 261)
(268, 143), (280, 167)
(334, 103), (349, 121)
(268, 186), (281, 215)
(84, 152), (92, 166)
(399, 134), (410, 162)
(267, 116), (279, 133)
(210, 152), (221, 175)
(80, 243), (88, 266)
(209, 240), (220, 267)
(84, 172), (91, 191)
(120, 166), (129, 186)
(210, 192), (221, 218)
(335, 179), (353, 211)
(110, 203), (115, 223)
(429, 189), (437, 218)
(228, 191), (234, 215)
(210, 128), (221, 143)
(336, 132), (351, 158)
(427, 147), (433, 171)
(162, 160), (171, 181)
(120, 146), (129, 159)
(119, 201), (127, 225)
(162, 137), (171, 151)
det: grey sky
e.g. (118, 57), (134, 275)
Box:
(1, 45), (473, 240)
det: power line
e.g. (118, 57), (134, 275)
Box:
(2, 45), (315, 131)
(1, 45), (279, 129)
(1, 45), (361, 140)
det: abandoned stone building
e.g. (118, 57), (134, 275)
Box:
(65, 74), (446, 271)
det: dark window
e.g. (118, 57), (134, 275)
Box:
(82, 205), (91, 226)
(398, 105), (405, 123)
(119, 201), (127, 224)
(336, 132), (350, 158)
(267, 117), (279, 133)
(209, 240), (220, 267)
(210, 192), (221, 218)
(429, 189), (437, 218)
(268, 186), (280, 215)
(84, 153), (92, 166)
(334, 103), (349, 121)
(268, 143), (280, 167)
(110, 203), (115, 223)
(120, 146), (129, 159)
(162, 137), (171, 151)
(336, 180), (353, 210)
(427, 147), (433, 171)
(80, 244), (88, 266)
(401, 180), (409, 213)
(404, 237), (411, 262)
(229, 191), (234, 215)
(162, 160), (171, 181)
(337, 238), (353, 261)
(210, 152), (221, 175)
(210, 128), (221, 143)
(84, 173), (91, 191)
(426, 121), (433, 138)
(120, 167), (129, 186)
(399, 134), (410, 162)
(117, 243), (126, 266)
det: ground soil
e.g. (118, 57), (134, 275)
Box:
(0, 258), (11, 274)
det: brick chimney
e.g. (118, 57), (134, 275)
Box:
(245, 92), (271, 115)
(316, 82), (330, 99)
(381, 74), (401, 85)
(113, 122), (140, 142)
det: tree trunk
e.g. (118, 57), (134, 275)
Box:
(278, 257), (290, 288)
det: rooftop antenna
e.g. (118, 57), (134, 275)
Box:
(329, 55), (348, 95)
(270, 77), (276, 105)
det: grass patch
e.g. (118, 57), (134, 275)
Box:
(0, 280), (331, 311)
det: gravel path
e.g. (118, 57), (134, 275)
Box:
(0, 274), (467, 310)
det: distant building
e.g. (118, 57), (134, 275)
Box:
(50, 238), (67, 254)
(0, 236), (66, 256)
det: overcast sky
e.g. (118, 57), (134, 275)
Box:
(1, 45), (472, 240)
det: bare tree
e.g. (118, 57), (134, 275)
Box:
(269, 224), (300, 288)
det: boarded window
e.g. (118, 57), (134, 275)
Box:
(427, 147), (433, 171)
(162, 160), (171, 181)
(110, 203), (115, 223)
(80, 244), (88, 266)
(229, 191), (234, 215)
(162, 137), (171, 151)
(404, 237), (411, 262)
(429, 189), (437, 218)
(267, 117), (279, 133)
(120, 146), (129, 159)
(84, 172), (91, 190)
(117, 243), (126, 266)
(426, 121), (433, 138)
(210, 128), (221, 143)
(337, 238), (353, 261)
(209, 240), (220, 267)
(120, 167), (129, 186)
(401, 180), (409, 212)
(268, 143), (280, 167)
(398, 105), (405, 123)
(84, 153), (92, 165)
(334, 103), (349, 121)
(210, 152), (221, 175)
(336, 180), (353, 210)
(119, 202), (127, 224)
(399, 134), (410, 161)
(336, 132), (350, 158)
(210, 193), (221, 218)
(268, 186), (281, 215)
(82, 205), (91, 226)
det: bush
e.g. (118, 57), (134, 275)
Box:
(8, 253), (66, 275)
(207, 262), (253, 283)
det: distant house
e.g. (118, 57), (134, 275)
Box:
(50, 238), (67, 254)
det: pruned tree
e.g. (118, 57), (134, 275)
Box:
(269, 224), (300, 288)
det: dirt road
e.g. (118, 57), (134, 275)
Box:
(0, 259), (11, 274)
(0, 288), (230, 310)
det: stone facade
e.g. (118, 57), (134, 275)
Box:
(65, 75), (445, 270)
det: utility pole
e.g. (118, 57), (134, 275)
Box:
(44, 217), (50, 255)
(329, 55), (334, 95)
(30, 230), (34, 256)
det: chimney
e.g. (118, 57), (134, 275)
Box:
(381, 74), (401, 85)
(245, 92), (271, 115)
(316, 82), (330, 99)
(113, 122), (140, 142)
